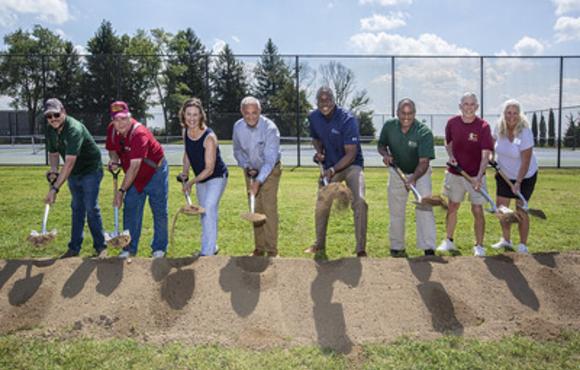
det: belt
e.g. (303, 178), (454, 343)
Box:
(143, 156), (165, 171)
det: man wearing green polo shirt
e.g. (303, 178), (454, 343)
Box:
(377, 98), (437, 256)
(44, 98), (107, 259)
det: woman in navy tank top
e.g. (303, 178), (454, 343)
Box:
(178, 98), (228, 256)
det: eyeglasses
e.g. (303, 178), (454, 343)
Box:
(45, 113), (61, 119)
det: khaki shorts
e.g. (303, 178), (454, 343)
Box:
(442, 172), (488, 205)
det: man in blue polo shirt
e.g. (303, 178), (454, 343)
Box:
(305, 87), (368, 257)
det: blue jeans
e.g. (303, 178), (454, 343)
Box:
(196, 175), (228, 255)
(67, 169), (106, 253)
(122, 159), (169, 255)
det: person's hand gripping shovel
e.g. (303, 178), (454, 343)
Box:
(170, 175), (206, 245)
(240, 168), (266, 223)
(104, 165), (131, 249)
(446, 162), (520, 223)
(27, 173), (58, 247)
(390, 162), (448, 209)
(488, 159), (546, 220)
(313, 154), (352, 208)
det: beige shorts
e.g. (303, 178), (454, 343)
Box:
(442, 172), (488, 205)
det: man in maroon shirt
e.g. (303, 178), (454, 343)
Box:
(437, 93), (493, 257)
(106, 101), (169, 258)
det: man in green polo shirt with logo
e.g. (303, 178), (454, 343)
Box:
(44, 98), (107, 259)
(377, 98), (437, 257)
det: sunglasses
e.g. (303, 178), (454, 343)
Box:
(119, 139), (126, 153)
(45, 113), (61, 119)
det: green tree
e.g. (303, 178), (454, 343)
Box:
(563, 113), (577, 148)
(47, 42), (85, 113)
(253, 38), (291, 113)
(531, 112), (538, 146)
(210, 44), (248, 139)
(0, 25), (67, 134)
(539, 114), (547, 147)
(150, 28), (174, 134)
(83, 20), (126, 134)
(349, 90), (376, 137)
(163, 28), (208, 134)
(548, 108), (555, 147)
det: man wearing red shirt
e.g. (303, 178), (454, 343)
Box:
(106, 101), (169, 258)
(437, 93), (493, 257)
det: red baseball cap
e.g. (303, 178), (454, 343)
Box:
(110, 101), (129, 119)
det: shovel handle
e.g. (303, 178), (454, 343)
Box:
(391, 162), (422, 202)
(447, 162), (497, 213)
(489, 160), (529, 209)
(108, 164), (122, 194)
(446, 162), (476, 186)
(41, 204), (50, 234)
(46, 172), (58, 186)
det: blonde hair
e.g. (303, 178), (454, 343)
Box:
(179, 98), (207, 130)
(497, 99), (530, 139)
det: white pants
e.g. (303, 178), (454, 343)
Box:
(388, 166), (437, 251)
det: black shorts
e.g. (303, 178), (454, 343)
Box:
(495, 171), (537, 200)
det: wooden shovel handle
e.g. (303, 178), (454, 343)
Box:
(489, 160), (514, 187)
(446, 162), (475, 186)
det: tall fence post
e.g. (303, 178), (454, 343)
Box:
(295, 55), (301, 167)
(391, 56), (395, 118)
(205, 55), (211, 126)
(558, 56), (564, 168)
(480, 57), (484, 118)
(42, 55), (48, 166)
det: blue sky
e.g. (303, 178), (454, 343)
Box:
(1, 0), (579, 133)
(1, 0), (579, 56)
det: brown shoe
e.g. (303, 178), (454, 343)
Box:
(357, 250), (368, 258)
(267, 251), (278, 258)
(249, 249), (266, 257)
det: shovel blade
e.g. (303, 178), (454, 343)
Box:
(240, 212), (267, 223)
(105, 230), (131, 249)
(26, 230), (57, 248)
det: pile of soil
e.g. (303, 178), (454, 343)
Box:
(1, 251), (579, 353)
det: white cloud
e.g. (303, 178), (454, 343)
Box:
(211, 39), (227, 54)
(359, 0), (412, 6)
(513, 37), (545, 56)
(349, 32), (478, 56)
(550, 0), (580, 16)
(232, 36), (240, 44)
(360, 12), (407, 31)
(0, 0), (70, 27)
(327, 2), (335, 9)
(554, 16), (580, 42)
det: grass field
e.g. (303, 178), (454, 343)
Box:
(1, 166), (579, 259)
(1, 166), (580, 369)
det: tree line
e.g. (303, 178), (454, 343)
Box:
(530, 109), (580, 149)
(0, 21), (376, 139)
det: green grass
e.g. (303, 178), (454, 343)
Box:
(0, 331), (579, 369)
(1, 166), (579, 259)
(2, 166), (580, 369)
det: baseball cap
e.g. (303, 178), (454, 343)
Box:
(110, 101), (130, 119)
(44, 98), (64, 115)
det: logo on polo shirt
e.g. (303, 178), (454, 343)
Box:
(408, 141), (417, 148)
(331, 128), (340, 135)
(468, 133), (478, 142)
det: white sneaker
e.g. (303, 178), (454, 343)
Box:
(437, 238), (455, 252)
(152, 250), (165, 259)
(119, 250), (131, 259)
(492, 238), (512, 249)
(516, 243), (529, 254)
(473, 245), (486, 257)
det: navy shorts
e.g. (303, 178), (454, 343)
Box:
(495, 171), (537, 201)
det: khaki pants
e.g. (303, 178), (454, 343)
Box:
(313, 165), (368, 253)
(387, 166), (436, 251)
(244, 162), (282, 254)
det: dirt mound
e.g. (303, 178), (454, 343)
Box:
(1, 252), (580, 353)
